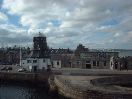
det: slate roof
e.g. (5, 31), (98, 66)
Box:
(50, 48), (73, 54)
(28, 49), (50, 58)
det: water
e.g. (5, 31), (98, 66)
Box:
(120, 83), (132, 88)
(119, 50), (132, 57)
(0, 83), (58, 99)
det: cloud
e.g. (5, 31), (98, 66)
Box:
(122, 31), (132, 43)
(2, 0), (68, 28)
(1, 0), (132, 49)
(0, 24), (32, 47)
(0, 12), (8, 22)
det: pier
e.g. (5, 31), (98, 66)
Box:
(50, 69), (132, 99)
(0, 72), (50, 84)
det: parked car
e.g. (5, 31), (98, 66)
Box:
(1, 66), (6, 70)
(6, 67), (12, 70)
(16, 64), (20, 66)
(18, 68), (27, 72)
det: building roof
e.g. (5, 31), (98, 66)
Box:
(34, 32), (46, 37)
(28, 49), (50, 58)
(50, 48), (73, 54)
(51, 54), (74, 60)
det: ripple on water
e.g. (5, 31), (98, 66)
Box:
(0, 83), (57, 99)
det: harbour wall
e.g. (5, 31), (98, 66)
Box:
(52, 75), (132, 99)
(0, 72), (50, 85)
(1, 72), (132, 99)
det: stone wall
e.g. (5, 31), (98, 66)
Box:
(0, 72), (50, 83)
(90, 76), (132, 86)
(54, 76), (88, 99)
(53, 75), (132, 99)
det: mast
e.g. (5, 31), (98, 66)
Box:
(20, 44), (22, 66)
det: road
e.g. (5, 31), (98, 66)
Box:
(0, 65), (132, 75)
(52, 68), (132, 75)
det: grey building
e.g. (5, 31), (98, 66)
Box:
(50, 44), (119, 69)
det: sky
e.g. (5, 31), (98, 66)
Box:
(0, 0), (132, 49)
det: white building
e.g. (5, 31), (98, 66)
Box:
(52, 60), (61, 69)
(22, 32), (51, 72)
(22, 58), (51, 71)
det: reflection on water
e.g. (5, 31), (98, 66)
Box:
(119, 83), (132, 88)
(0, 83), (57, 99)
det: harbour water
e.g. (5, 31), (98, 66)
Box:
(0, 82), (58, 99)
(119, 50), (132, 57)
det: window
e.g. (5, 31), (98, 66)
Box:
(104, 61), (107, 66)
(76, 61), (80, 65)
(93, 61), (96, 66)
(97, 61), (99, 66)
(69, 62), (72, 65)
(33, 60), (37, 63)
(111, 62), (113, 66)
(86, 61), (90, 63)
(51, 62), (53, 66)
(57, 61), (59, 65)
(43, 59), (45, 62)
(27, 60), (31, 63)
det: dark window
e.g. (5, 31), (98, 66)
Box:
(33, 60), (37, 63)
(77, 61), (80, 64)
(111, 62), (113, 66)
(97, 61), (99, 66)
(86, 64), (91, 69)
(86, 61), (90, 63)
(104, 61), (107, 66)
(27, 60), (31, 63)
(69, 62), (72, 67)
(93, 61), (96, 66)
(43, 59), (45, 62)
(57, 61), (59, 65)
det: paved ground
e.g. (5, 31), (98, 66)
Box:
(52, 68), (132, 75)
(55, 75), (132, 93)
(0, 65), (24, 73)
(0, 65), (132, 75)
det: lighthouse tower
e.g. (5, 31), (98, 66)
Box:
(32, 32), (50, 58)
(22, 32), (51, 72)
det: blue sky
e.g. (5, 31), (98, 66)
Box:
(0, 0), (132, 49)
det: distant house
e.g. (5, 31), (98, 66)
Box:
(113, 56), (132, 70)
(50, 44), (119, 69)
(50, 54), (61, 68)
(79, 51), (119, 69)
(126, 56), (132, 69)
(0, 48), (20, 65)
(50, 48), (73, 68)
(65, 44), (119, 69)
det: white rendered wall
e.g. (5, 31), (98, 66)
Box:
(22, 58), (51, 70)
(110, 57), (114, 70)
(21, 59), (27, 69)
(52, 60), (61, 68)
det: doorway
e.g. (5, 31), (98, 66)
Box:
(86, 64), (91, 69)
(33, 66), (37, 72)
